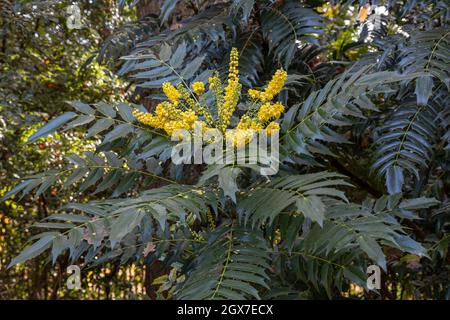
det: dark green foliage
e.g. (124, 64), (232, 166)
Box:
(179, 223), (270, 299)
(2, 0), (449, 300)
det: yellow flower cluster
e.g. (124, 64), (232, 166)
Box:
(177, 83), (196, 110)
(162, 82), (181, 106)
(273, 228), (281, 246)
(237, 115), (263, 131)
(178, 83), (214, 125)
(248, 69), (287, 103)
(191, 230), (205, 242)
(208, 75), (221, 90)
(132, 48), (287, 146)
(218, 48), (241, 133)
(226, 129), (256, 148)
(208, 74), (224, 116)
(226, 116), (280, 146)
(132, 102), (197, 136)
(192, 82), (205, 95)
(207, 211), (216, 230)
(266, 121), (280, 136)
(257, 101), (284, 122)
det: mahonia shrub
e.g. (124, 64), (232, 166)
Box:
(2, 0), (449, 300)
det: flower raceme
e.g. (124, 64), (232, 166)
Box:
(132, 47), (288, 145)
(192, 81), (205, 95)
(218, 47), (241, 133)
(162, 82), (181, 106)
(257, 102), (284, 122)
(248, 69), (288, 103)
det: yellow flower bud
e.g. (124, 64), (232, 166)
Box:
(192, 82), (205, 95)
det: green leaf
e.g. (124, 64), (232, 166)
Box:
(343, 266), (367, 288)
(178, 224), (270, 300)
(218, 167), (241, 203)
(357, 236), (386, 270)
(231, 0), (255, 22)
(386, 166), (404, 195)
(28, 112), (77, 143)
(51, 235), (67, 264)
(86, 118), (115, 138)
(32, 222), (74, 229)
(112, 172), (139, 197)
(394, 235), (428, 258)
(68, 101), (95, 115)
(169, 42), (186, 68)
(94, 170), (121, 194)
(64, 168), (89, 188)
(110, 210), (144, 248)
(150, 203), (167, 231)
(94, 102), (116, 118)
(63, 203), (106, 216)
(296, 196), (325, 227)
(159, 43), (172, 62)
(44, 213), (90, 223)
(8, 234), (55, 268)
(181, 56), (205, 79)
(102, 123), (133, 144)
(399, 197), (440, 210)
(160, 0), (179, 24)
(64, 115), (95, 130)
(415, 75), (434, 105)
(139, 75), (179, 88)
(117, 103), (135, 122)
(68, 228), (83, 259)
(1, 180), (33, 201)
(78, 168), (104, 192)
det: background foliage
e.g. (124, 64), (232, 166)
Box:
(0, 0), (449, 299)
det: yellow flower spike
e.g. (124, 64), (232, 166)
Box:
(257, 101), (284, 122)
(266, 121), (280, 136)
(192, 82), (205, 95)
(248, 69), (287, 103)
(164, 120), (189, 136)
(133, 109), (155, 126)
(181, 110), (198, 127)
(176, 83), (195, 110)
(207, 211), (216, 230)
(261, 69), (287, 102)
(273, 228), (281, 245)
(271, 102), (285, 119)
(218, 47), (241, 132)
(250, 121), (263, 131)
(132, 109), (143, 119)
(208, 73), (224, 116)
(162, 82), (181, 106)
(237, 115), (251, 130)
(208, 75), (220, 90)
(248, 89), (262, 100)
(135, 112), (160, 128)
(178, 83), (214, 125)
(155, 103), (168, 118)
(195, 121), (209, 133)
(257, 102), (272, 122)
(228, 48), (239, 81)
(238, 115), (263, 132)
